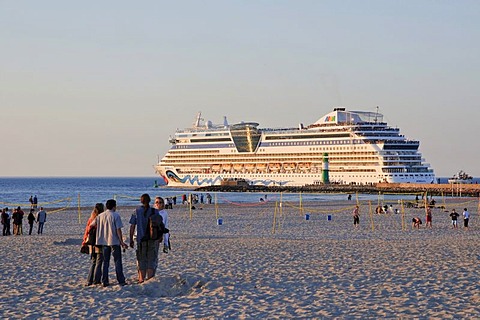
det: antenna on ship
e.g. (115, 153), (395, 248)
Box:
(193, 112), (203, 128)
(374, 106), (379, 123)
(223, 116), (229, 128)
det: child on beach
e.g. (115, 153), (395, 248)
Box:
(425, 207), (432, 228)
(450, 209), (459, 228)
(412, 217), (422, 229)
(462, 208), (470, 229)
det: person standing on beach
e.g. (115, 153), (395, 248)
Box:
(425, 206), (433, 228)
(450, 209), (459, 229)
(82, 203), (105, 286)
(29, 196), (34, 209)
(353, 205), (360, 228)
(154, 196), (170, 254)
(129, 193), (160, 283)
(12, 207), (24, 235)
(27, 209), (35, 235)
(462, 208), (470, 230)
(1, 208), (9, 236)
(33, 195), (38, 209)
(91, 199), (128, 287)
(4, 208), (11, 235)
(36, 207), (47, 234)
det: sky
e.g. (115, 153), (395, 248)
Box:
(1, 1), (479, 177)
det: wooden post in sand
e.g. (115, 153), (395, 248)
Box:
(272, 201), (278, 234)
(78, 193), (81, 224)
(299, 192), (303, 216)
(401, 199), (406, 231)
(477, 195), (480, 215)
(280, 192), (283, 218)
(369, 201), (375, 231)
(215, 193), (219, 221)
(189, 194), (193, 220)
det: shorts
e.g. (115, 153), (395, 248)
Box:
(136, 240), (159, 270)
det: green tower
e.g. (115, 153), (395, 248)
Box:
(322, 153), (330, 184)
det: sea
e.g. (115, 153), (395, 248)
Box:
(0, 177), (477, 209)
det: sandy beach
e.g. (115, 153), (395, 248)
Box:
(0, 197), (479, 319)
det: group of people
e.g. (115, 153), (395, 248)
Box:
(28, 195), (38, 209)
(82, 193), (170, 287)
(1, 206), (47, 236)
(411, 207), (471, 229)
(353, 204), (472, 230)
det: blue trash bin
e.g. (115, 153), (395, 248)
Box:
(305, 213), (310, 220)
(327, 215), (332, 221)
(217, 218), (223, 225)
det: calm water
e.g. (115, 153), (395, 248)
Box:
(0, 177), (475, 209)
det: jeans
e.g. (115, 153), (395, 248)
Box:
(28, 223), (34, 235)
(37, 222), (44, 234)
(102, 245), (126, 285)
(87, 249), (103, 285)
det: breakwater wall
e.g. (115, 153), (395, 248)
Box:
(196, 183), (480, 197)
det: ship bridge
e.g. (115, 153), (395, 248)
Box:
(230, 122), (262, 153)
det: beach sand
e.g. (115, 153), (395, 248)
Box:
(0, 198), (479, 319)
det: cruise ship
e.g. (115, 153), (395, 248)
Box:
(154, 108), (435, 187)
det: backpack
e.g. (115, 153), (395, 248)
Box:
(143, 207), (168, 242)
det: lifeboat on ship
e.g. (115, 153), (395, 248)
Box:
(283, 163), (296, 171)
(233, 163), (244, 172)
(222, 163), (232, 171)
(298, 163), (311, 172)
(244, 163), (255, 172)
(211, 164), (221, 172)
(256, 163), (268, 172)
(268, 163), (281, 172)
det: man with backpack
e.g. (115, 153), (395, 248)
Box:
(129, 193), (165, 283)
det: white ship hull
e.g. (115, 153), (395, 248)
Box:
(155, 108), (435, 188)
(155, 167), (433, 187)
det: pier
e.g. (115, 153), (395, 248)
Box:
(196, 182), (480, 197)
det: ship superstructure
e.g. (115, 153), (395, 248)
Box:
(155, 108), (435, 187)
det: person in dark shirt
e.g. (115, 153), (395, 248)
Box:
(412, 217), (422, 229)
(27, 209), (36, 235)
(449, 209), (459, 229)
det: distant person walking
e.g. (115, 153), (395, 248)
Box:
(353, 205), (360, 228)
(450, 209), (459, 229)
(462, 208), (470, 230)
(36, 207), (47, 234)
(27, 209), (35, 235)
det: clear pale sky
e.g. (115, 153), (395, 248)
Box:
(1, 1), (479, 177)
